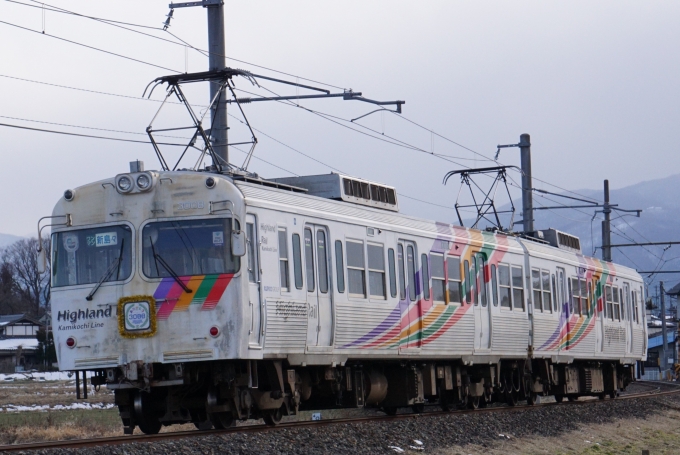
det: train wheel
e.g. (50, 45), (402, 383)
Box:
(598, 393), (606, 401)
(191, 410), (213, 430)
(383, 406), (398, 416)
(209, 412), (235, 429)
(412, 403), (425, 414)
(554, 395), (564, 403)
(526, 392), (537, 406)
(134, 392), (161, 435)
(467, 396), (480, 410)
(505, 390), (517, 407)
(609, 390), (617, 399)
(262, 406), (283, 426)
(440, 392), (456, 412)
(567, 396), (578, 402)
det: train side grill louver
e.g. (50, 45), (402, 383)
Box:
(271, 173), (399, 212)
(538, 228), (582, 253)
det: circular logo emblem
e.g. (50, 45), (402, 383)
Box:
(124, 301), (150, 331)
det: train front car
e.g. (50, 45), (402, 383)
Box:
(48, 162), (262, 433)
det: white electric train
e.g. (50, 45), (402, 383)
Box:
(45, 162), (646, 434)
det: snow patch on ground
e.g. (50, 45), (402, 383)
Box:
(2, 402), (115, 412)
(0, 371), (75, 382)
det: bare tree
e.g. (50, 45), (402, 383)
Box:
(0, 238), (50, 317)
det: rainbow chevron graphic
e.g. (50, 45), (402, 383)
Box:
(153, 273), (234, 320)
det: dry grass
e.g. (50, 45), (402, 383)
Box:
(435, 407), (680, 455)
(0, 378), (114, 407)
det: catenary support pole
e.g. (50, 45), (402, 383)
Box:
(601, 180), (612, 262)
(519, 133), (533, 234)
(207, 2), (228, 166)
(661, 281), (668, 373)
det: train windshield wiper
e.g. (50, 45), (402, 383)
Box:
(86, 239), (125, 301)
(149, 237), (192, 294)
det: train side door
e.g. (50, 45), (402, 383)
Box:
(595, 279), (605, 354)
(304, 225), (334, 348)
(624, 283), (633, 355)
(397, 240), (421, 351)
(246, 215), (263, 348)
(473, 252), (491, 351)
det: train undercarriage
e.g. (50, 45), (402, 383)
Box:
(92, 357), (635, 434)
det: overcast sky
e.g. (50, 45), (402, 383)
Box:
(1, 0), (678, 237)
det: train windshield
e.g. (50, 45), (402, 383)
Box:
(51, 225), (133, 287)
(142, 218), (240, 278)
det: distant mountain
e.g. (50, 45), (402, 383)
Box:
(0, 233), (24, 249)
(470, 173), (680, 297)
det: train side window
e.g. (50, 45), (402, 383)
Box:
(347, 240), (366, 298)
(580, 279), (588, 315)
(622, 286), (629, 321)
(335, 240), (345, 293)
(246, 222), (258, 283)
(588, 281), (593, 317)
(368, 243), (386, 299)
(278, 228), (289, 291)
(476, 254), (488, 307)
(316, 230), (329, 294)
(304, 229), (315, 292)
(569, 278), (580, 315)
(532, 268), (542, 312)
(551, 274), (558, 312)
(407, 245), (417, 302)
(605, 285), (613, 320)
(498, 263), (511, 308)
(388, 248), (397, 298)
(631, 288), (637, 323)
(613, 286), (621, 321)
(447, 256), (462, 304)
(491, 264), (499, 306)
(421, 254), (431, 301)
(464, 260), (473, 305)
(292, 234), (303, 290)
(397, 244), (406, 300)
(511, 265), (524, 310)
(431, 253), (446, 304)
(542, 270), (552, 313)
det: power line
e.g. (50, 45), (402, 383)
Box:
(0, 121), (186, 146)
(0, 19), (181, 73)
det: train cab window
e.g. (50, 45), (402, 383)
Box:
(388, 248), (397, 298)
(368, 243), (386, 299)
(278, 229), (289, 291)
(347, 240), (366, 298)
(304, 229), (315, 292)
(397, 244), (406, 300)
(532, 268), (542, 311)
(447, 256), (462, 304)
(498, 263), (511, 308)
(52, 225), (133, 287)
(542, 270), (552, 313)
(605, 285), (614, 320)
(317, 230), (329, 294)
(431, 253), (446, 304)
(142, 219), (239, 279)
(335, 240), (345, 293)
(421, 254), (431, 301)
(491, 264), (499, 306)
(613, 286), (621, 321)
(407, 245), (417, 302)
(511, 265), (524, 310)
(292, 234), (303, 289)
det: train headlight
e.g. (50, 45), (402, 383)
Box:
(116, 175), (133, 193)
(136, 173), (151, 190)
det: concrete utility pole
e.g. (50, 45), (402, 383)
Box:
(519, 133), (533, 234)
(170, 0), (228, 166)
(601, 180), (612, 262)
(661, 281), (668, 372)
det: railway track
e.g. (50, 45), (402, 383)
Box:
(2, 381), (678, 453)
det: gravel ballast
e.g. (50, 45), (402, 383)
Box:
(22, 388), (680, 455)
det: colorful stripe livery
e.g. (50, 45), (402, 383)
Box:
(153, 274), (234, 320)
(343, 226), (511, 349)
(537, 259), (616, 351)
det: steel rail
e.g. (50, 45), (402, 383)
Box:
(1, 381), (677, 453)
